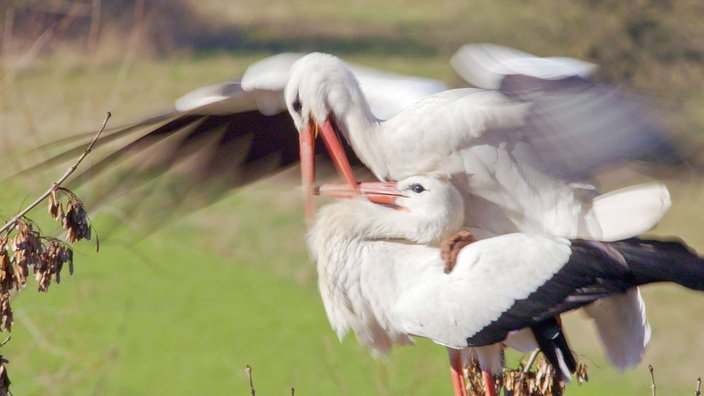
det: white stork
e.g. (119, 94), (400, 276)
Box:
(283, 50), (674, 241)
(310, 175), (704, 396)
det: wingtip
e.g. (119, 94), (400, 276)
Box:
(451, 43), (597, 90)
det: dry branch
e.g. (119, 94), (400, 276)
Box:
(0, 111), (110, 394)
(0, 111), (110, 235)
(696, 377), (701, 396)
(245, 365), (255, 396)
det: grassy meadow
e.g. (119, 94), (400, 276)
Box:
(1, 1), (704, 394)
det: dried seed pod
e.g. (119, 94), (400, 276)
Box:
(0, 249), (15, 293)
(48, 191), (60, 220)
(12, 251), (27, 287)
(0, 293), (11, 332)
(10, 221), (44, 286)
(63, 201), (91, 243)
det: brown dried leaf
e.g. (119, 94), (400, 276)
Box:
(0, 354), (10, 396)
(63, 201), (91, 243)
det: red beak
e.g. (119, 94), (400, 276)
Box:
(299, 118), (359, 225)
(316, 181), (402, 208)
(299, 120), (316, 225)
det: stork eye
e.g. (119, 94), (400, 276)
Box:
(292, 94), (302, 114)
(409, 183), (426, 194)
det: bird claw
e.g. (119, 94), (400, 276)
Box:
(441, 230), (476, 273)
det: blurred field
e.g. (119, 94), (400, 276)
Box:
(1, 1), (704, 395)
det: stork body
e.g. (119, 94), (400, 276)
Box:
(309, 176), (704, 395)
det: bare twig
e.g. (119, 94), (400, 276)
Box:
(245, 365), (255, 396)
(696, 377), (701, 396)
(0, 112), (111, 236)
(649, 365), (656, 396)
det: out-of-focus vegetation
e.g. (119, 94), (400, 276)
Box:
(1, 0), (703, 395)
(3, 0), (703, 146)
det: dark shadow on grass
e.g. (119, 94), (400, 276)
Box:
(4, 0), (441, 58)
(180, 26), (441, 57)
(131, 0), (443, 56)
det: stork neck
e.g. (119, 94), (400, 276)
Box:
(327, 82), (381, 166)
(310, 199), (458, 253)
(314, 201), (400, 242)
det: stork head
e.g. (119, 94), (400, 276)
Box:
(284, 52), (358, 130)
(395, 176), (464, 227)
(317, 175), (465, 244)
(285, 53), (361, 224)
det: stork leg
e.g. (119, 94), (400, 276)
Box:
(448, 348), (469, 396)
(482, 370), (498, 396)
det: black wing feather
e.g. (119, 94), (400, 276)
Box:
(467, 237), (704, 347)
(17, 107), (365, 235)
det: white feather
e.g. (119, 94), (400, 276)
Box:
(587, 183), (671, 242)
(450, 43), (597, 89)
(583, 289), (651, 369)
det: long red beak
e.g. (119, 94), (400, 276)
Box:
(299, 119), (359, 225)
(316, 181), (402, 207)
(299, 120), (316, 225)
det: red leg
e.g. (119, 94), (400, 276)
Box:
(448, 349), (469, 396)
(482, 370), (498, 396)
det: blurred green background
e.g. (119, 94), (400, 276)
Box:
(1, 0), (703, 394)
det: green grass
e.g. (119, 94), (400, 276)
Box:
(2, 2), (704, 393)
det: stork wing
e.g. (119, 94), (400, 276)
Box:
(16, 86), (352, 234)
(241, 52), (448, 120)
(497, 75), (685, 180)
(393, 235), (689, 350)
(392, 234), (573, 349)
(451, 43), (692, 181)
(17, 54), (447, 233)
(451, 43), (597, 90)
